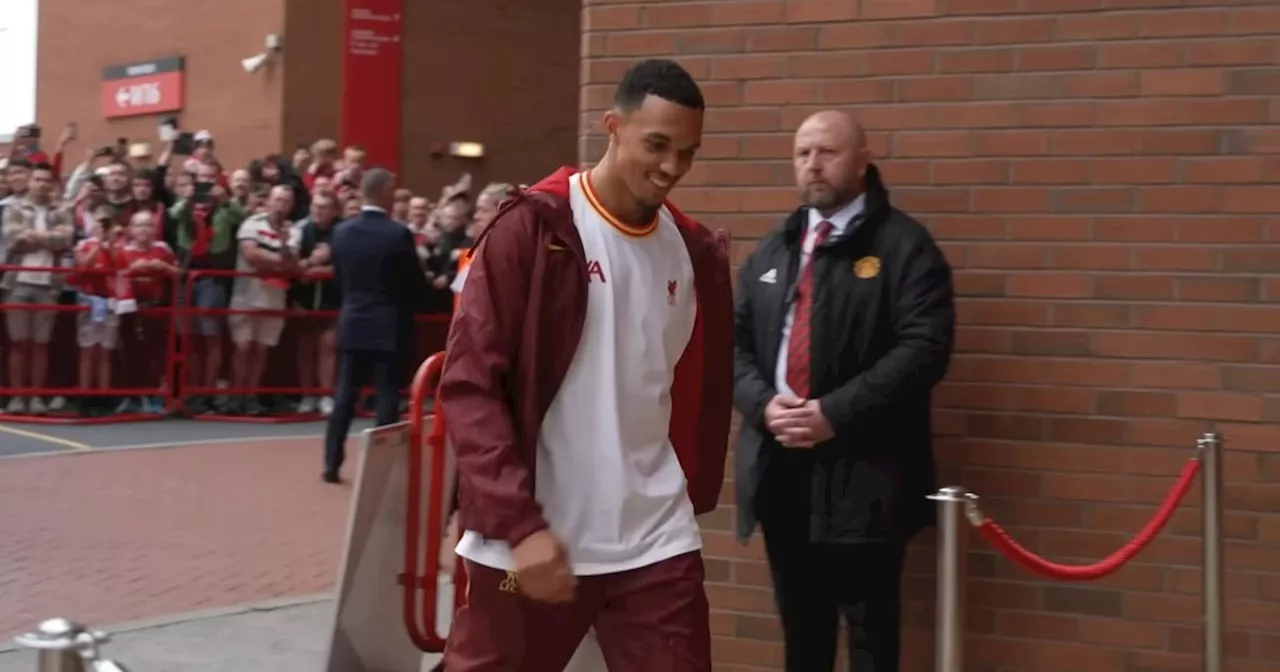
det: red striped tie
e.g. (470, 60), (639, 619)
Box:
(786, 221), (833, 399)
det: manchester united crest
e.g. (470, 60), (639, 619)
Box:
(853, 256), (881, 279)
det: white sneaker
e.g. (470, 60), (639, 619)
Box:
(5, 397), (26, 414)
(297, 396), (317, 414)
(28, 397), (49, 415)
(319, 396), (335, 417)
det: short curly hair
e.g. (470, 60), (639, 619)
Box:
(614, 59), (705, 112)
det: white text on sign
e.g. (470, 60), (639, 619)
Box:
(115, 82), (163, 108)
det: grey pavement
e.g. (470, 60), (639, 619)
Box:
(0, 418), (374, 457)
(33, 418), (360, 448)
(0, 431), (65, 458)
(0, 598), (443, 672)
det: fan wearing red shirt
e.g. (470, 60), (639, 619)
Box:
(117, 210), (180, 414)
(72, 213), (125, 417)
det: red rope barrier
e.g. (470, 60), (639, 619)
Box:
(974, 457), (1202, 581)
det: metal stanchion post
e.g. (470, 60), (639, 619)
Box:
(14, 618), (89, 672)
(928, 486), (973, 672)
(13, 619), (128, 672)
(1198, 432), (1222, 672)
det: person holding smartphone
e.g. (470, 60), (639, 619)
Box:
(70, 207), (125, 417)
(168, 162), (246, 415)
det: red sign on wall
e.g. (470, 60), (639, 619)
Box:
(340, 0), (404, 175)
(100, 57), (185, 119)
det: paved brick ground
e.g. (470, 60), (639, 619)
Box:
(0, 439), (352, 638)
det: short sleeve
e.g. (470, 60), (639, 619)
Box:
(157, 242), (179, 264)
(236, 217), (262, 242)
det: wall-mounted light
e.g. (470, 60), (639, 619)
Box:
(449, 142), (485, 158)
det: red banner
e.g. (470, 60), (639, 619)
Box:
(340, 0), (404, 175)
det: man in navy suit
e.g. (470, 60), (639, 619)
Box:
(322, 167), (429, 483)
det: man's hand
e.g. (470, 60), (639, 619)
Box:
(766, 396), (835, 449)
(311, 243), (332, 265)
(432, 275), (449, 289)
(510, 529), (575, 603)
(278, 254), (300, 274)
(764, 394), (804, 433)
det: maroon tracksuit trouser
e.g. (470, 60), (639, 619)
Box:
(442, 551), (711, 671)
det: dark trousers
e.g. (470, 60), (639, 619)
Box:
(757, 458), (906, 672)
(323, 348), (402, 473)
(443, 552), (711, 671)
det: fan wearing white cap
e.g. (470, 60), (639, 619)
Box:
(182, 130), (217, 174)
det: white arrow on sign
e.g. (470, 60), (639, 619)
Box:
(114, 82), (163, 109)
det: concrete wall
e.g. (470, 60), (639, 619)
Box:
(581, 1), (1280, 670)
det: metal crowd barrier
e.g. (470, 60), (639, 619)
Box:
(174, 268), (450, 422)
(403, 352), (450, 652)
(0, 264), (178, 421)
(932, 432), (1223, 672)
(0, 264), (452, 424)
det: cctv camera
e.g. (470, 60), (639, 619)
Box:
(242, 53), (269, 74)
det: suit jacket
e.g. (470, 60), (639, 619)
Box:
(331, 208), (429, 352)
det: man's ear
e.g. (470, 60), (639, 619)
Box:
(855, 147), (871, 179)
(602, 109), (621, 138)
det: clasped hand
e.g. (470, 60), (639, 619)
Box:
(764, 395), (834, 449)
(511, 529), (576, 604)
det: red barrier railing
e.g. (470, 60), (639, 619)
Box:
(0, 264), (452, 424)
(403, 352), (450, 652)
(177, 268), (450, 422)
(0, 264), (179, 423)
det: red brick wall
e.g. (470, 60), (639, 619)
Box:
(280, 0), (343, 161)
(37, 0), (288, 172)
(278, 0), (582, 196)
(34, 0), (579, 198)
(581, 2), (1280, 671)
(400, 0), (580, 195)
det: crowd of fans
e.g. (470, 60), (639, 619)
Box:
(0, 122), (509, 419)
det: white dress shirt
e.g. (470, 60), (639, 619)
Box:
(774, 195), (866, 398)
